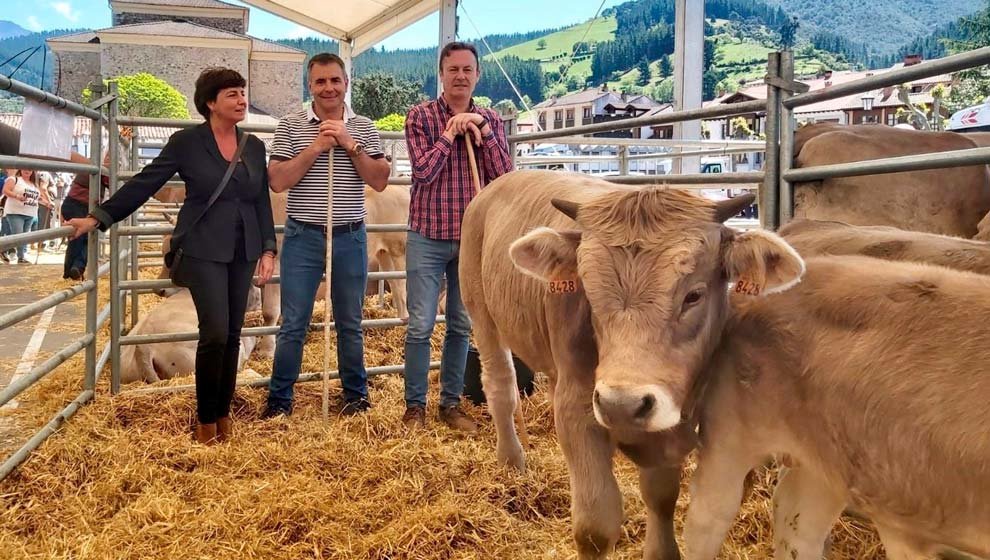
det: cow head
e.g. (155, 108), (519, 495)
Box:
(510, 188), (804, 433)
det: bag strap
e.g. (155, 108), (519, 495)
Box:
(172, 132), (249, 243)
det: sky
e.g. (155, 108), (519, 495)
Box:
(10, 0), (625, 50)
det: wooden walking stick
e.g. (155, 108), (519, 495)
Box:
(323, 146), (335, 423)
(464, 137), (482, 195)
(464, 134), (530, 448)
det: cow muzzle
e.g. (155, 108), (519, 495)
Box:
(592, 383), (681, 432)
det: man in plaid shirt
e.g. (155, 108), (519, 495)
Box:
(402, 41), (513, 431)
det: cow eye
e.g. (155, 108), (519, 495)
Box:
(681, 289), (705, 312)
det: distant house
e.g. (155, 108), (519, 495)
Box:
(46, 0), (306, 120)
(532, 87), (666, 138)
(704, 54), (956, 141)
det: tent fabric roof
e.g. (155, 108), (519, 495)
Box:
(238, 0), (439, 56)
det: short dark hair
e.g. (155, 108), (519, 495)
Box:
(438, 42), (479, 70)
(308, 52), (347, 75)
(194, 67), (246, 120)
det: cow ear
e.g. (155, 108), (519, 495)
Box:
(510, 227), (581, 282)
(724, 229), (805, 296)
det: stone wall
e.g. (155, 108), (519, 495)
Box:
(101, 44), (249, 117)
(51, 50), (101, 103)
(112, 12), (245, 34)
(249, 59), (303, 118)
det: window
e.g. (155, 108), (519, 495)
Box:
(554, 110), (563, 121)
(566, 109), (575, 120)
(538, 112), (546, 124)
(583, 107), (592, 118)
(887, 113), (897, 126)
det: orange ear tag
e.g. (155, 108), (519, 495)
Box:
(733, 278), (762, 296)
(548, 279), (578, 294)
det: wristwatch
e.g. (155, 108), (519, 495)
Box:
(346, 142), (365, 158)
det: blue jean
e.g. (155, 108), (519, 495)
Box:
(403, 230), (472, 409)
(268, 217), (369, 408)
(61, 198), (89, 276)
(4, 214), (34, 260)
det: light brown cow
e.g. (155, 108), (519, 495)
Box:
(683, 255), (990, 559)
(365, 184), (410, 319)
(154, 185), (412, 358)
(119, 287), (261, 383)
(460, 170), (773, 559)
(779, 218), (990, 273)
(792, 123), (990, 238)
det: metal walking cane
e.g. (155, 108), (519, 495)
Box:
(323, 145), (335, 423)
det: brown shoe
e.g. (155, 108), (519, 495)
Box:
(195, 422), (218, 445)
(216, 417), (233, 442)
(439, 405), (478, 434)
(402, 406), (426, 430)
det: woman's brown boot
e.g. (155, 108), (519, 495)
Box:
(216, 416), (233, 442)
(195, 422), (218, 445)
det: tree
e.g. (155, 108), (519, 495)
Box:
(777, 16), (800, 50)
(473, 96), (492, 108)
(946, 2), (990, 111)
(658, 55), (672, 78)
(494, 99), (518, 115)
(652, 79), (673, 103)
(636, 59), (651, 86)
(350, 71), (425, 120)
(537, 38), (548, 50)
(83, 73), (189, 119)
(374, 113), (406, 131)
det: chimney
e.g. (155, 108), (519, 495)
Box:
(904, 54), (922, 66)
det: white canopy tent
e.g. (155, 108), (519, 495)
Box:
(239, 0), (456, 95)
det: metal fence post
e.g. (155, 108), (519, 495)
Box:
(778, 50), (797, 226)
(108, 81), (122, 395)
(128, 131), (140, 330)
(508, 117), (518, 170)
(761, 53), (781, 231)
(84, 78), (104, 393)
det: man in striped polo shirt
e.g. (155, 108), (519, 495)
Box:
(263, 53), (390, 418)
(402, 42), (514, 431)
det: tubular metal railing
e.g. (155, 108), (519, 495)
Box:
(6, 45), (990, 494)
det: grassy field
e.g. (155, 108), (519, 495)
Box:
(486, 15), (616, 82)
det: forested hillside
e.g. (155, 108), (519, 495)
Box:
(770, 0), (983, 58)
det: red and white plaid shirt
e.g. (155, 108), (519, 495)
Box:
(405, 96), (513, 240)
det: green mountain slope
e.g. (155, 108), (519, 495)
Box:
(769, 0), (984, 57)
(486, 16), (618, 84)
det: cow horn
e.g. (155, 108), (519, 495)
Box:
(713, 193), (756, 223)
(551, 198), (580, 220)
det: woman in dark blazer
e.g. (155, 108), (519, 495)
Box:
(67, 68), (276, 444)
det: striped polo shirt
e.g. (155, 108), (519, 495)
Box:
(270, 103), (384, 226)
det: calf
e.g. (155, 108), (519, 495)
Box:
(460, 170), (780, 559)
(683, 255), (990, 559)
(119, 287), (261, 383)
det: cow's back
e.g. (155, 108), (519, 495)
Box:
(780, 218), (990, 274)
(792, 125), (990, 237)
(718, 256), (990, 549)
(461, 171), (633, 374)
